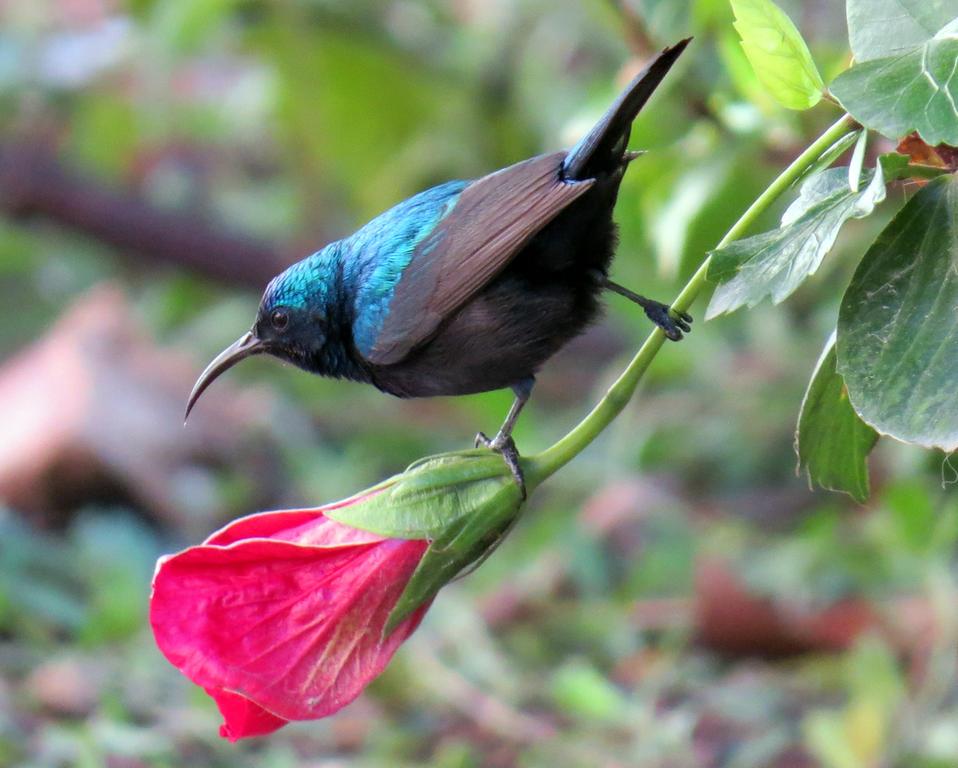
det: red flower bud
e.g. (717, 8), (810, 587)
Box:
(149, 495), (429, 741)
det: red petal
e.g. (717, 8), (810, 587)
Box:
(206, 687), (288, 741)
(205, 490), (387, 547)
(150, 535), (429, 722)
(204, 509), (384, 547)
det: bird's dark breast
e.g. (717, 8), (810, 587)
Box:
(368, 177), (621, 398)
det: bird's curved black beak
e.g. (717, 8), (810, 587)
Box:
(185, 331), (264, 421)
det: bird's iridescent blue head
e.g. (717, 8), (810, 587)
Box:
(185, 247), (338, 419)
(257, 255), (333, 356)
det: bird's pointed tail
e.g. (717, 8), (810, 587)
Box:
(563, 38), (691, 181)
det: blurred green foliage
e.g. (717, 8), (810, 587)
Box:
(1, 0), (957, 766)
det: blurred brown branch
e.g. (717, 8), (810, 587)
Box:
(0, 142), (292, 290)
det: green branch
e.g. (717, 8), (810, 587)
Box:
(526, 113), (857, 486)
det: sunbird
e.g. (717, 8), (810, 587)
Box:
(187, 40), (692, 496)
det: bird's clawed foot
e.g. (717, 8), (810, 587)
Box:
(475, 431), (527, 500)
(643, 301), (693, 341)
(601, 279), (693, 341)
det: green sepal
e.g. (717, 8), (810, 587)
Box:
(384, 482), (523, 636)
(324, 449), (517, 539)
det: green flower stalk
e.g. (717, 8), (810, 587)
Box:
(527, 113), (856, 483)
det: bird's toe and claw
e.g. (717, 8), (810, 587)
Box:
(475, 431), (527, 500)
(601, 279), (693, 341)
(643, 301), (693, 341)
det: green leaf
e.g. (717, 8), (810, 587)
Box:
(325, 451), (519, 539)
(798, 130), (861, 186)
(837, 174), (958, 451)
(706, 166), (886, 318)
(716, 27), (778, 112)
(878, 151), (952, 182)
(729, 0), (825, 110)
(831, 33), (958, 147)
(796, 332), (879, 502)
(846, 0), (956, 62)
(384, 485), (520, 635)
(848, 130), (868, 193)
(877, 152), (911, 180)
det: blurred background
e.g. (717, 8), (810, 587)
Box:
(1, 1), (956, 766)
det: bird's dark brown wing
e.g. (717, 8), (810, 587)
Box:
(363, 151), (594, 366)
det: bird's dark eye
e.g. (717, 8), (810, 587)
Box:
(270, 309), (289, 332)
